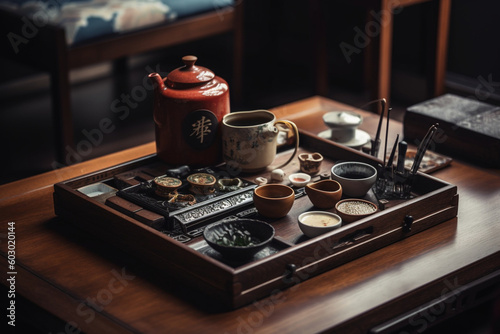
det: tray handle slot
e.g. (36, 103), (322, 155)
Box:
(332, 226), (374, 250)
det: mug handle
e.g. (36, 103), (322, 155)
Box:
(274, 120), (300, 168)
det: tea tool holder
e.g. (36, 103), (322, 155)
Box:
(374, 123), (440, 200)
(375, 164), (415, 200)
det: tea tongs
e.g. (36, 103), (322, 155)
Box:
(410, 123), (439, 175)
(370, 98), (387, 157)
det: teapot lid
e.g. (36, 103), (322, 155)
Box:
(166, 55), (215, 88)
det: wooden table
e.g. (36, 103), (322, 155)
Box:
(1, 96), (499, 333)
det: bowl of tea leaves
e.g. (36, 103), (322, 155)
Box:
(203, 219), (275, 260)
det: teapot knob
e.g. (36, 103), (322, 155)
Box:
(182, 55), (197, 69)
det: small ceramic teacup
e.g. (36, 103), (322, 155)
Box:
(253, 184), (295, 218)
(305, 179), (342, 209)
(222, 110), (299, 172)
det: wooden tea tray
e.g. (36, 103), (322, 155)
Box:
(53, 131), (458, 309)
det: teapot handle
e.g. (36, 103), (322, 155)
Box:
(274, 120), (299, 169)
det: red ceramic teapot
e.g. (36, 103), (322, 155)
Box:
(149, 55), (230, 166)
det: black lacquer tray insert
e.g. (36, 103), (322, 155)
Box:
(118, 172), (257, 232)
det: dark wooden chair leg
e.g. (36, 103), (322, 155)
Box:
(433, 0), (451, 96)
(424, 0), (450, 98)
(51, 35), (73, 164)
(377, 0), (394, 106)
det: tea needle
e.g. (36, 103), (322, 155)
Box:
(386, 134), (399, 168)
(371, 98), (386, 157)
(383, 106), (392, 166)
(410, 123), (439, 175)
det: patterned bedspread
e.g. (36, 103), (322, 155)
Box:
(0, 0), (235, 45)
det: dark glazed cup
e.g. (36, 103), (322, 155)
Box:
(331, 161), (377, 197)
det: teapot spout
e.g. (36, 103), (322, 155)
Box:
(148, 72), (166, 91)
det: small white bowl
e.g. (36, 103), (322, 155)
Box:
(288, 173), (311, 187)
(298, 211), (342, 238)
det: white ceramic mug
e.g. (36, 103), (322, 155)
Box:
(222, 110), (299, 172)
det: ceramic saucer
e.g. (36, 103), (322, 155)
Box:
(318, 129), (371, 149)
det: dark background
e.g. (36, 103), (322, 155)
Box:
(240, 0), (500, 104)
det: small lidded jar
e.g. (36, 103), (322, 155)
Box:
(322, 111), (362, 143)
